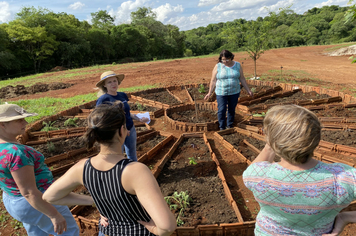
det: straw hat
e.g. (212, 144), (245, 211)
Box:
(96, 71), (125, 87)
(0, 104), (37, 122)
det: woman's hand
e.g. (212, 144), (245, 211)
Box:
(248, 90), (254, 97)
(99, 214), (109, 227)
(127, 130), (131, 137)
(138, 219), (158, 235)
(140, 117), (149, 123)
(50, 212), (67, 235)
(204, 93), (211, 101)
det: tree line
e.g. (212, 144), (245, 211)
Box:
(0, 5), (355, 79)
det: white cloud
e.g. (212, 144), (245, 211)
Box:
(257, 0), (295, 14)
(113, 0), (150, 24)
(0, 1), (11, 23)
(314, 0), (349, 8)
(198, 0), (229, 7)
(153, 3), (183, 22)
(69, 2), (85, 10)
(211, 0), (278, 12)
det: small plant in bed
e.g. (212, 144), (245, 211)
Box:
(188, 157), (197, 165)
(165, 191), (192, 226)
(198, 84), (206, 94)
(135, 102), (146, 111)
(41, 121), (59, 132)
(64, 117), (78, 127)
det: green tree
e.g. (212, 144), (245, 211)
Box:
(5, 20), (58, 73)
(91, 10), (115, 32)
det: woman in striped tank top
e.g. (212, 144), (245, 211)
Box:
(204, 49), (253, 130)
(43, 103), (176, 236)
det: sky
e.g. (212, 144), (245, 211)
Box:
(0, 0), (352, 31)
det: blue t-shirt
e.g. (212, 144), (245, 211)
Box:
(215, 62), (241, 96)
(96, 92), (134, 130)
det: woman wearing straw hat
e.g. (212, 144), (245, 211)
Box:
(96, 71), (148, 161)
(0, 104), (85, 235)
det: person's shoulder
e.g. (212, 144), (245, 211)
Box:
(243, 161), (273, 176)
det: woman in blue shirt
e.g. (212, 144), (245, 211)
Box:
(204, 50), (253, 130)
(96, 71), (149, 161)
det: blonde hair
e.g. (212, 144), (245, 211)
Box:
(263, 105), (321, 164)
(97, 85), (107, 98)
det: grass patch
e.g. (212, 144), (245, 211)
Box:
(323, 42), (356, 52)
(1, 84), (157, 123)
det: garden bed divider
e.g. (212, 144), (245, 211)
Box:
(238, 86), (283, 103)
(243, 140), (261, 155)
(137, 130), (158, 144)
(314, 151), (355, 167)
(138, 134), (174, 163)
(319, 140), (356, 156)
(165, 104), (219, 132)
(166, 88), (184, 104)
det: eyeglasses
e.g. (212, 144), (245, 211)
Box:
(222, 59), (230, 62)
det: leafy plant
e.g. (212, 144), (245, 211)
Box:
(47, 142), (56, 153)
(135, 102), (146, 111)
(165, 191), (192, 226)
(148, 165), (154, 170)
(10, 219), (23, 230)
(198, 84), (206, 94)
(64, 117), (78, 127)
(41, 121), (59, 132)
(252, 112), (266, 117)
(188, 157), (197, 165)
(250, 87), (256, 93)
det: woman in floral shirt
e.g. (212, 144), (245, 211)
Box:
(0, 104), (91, 235)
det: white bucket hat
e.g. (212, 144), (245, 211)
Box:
(0, 104), (38, 122)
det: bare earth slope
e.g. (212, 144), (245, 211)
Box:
(6, 44), (356, 101)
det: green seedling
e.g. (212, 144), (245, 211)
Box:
(64, 117), (78, 127)
(165, 191), (192, 226)
(135, 102), (146, 111)
(11, 218), (23, 230)
(148, 165), (154, 170)
(250, 87), (256, 93)
(47, 142), (56, 153)
(41, 121), (59, 132)
(198, 84), (206, 94)
(252, 112), (266, 117)
(188, 157), (197, 165)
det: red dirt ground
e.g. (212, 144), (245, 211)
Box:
(6, 44), (356, 102)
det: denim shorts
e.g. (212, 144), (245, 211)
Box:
(3, 191), (79, 236)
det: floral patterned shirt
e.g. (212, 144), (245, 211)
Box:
(243, 161), (356, 236)
(0, 143), (53, 197)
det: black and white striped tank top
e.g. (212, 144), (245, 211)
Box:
(83, 158), (154, 236)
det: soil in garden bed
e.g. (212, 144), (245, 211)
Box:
(145, 139), (176, 171)
(187, 85), (208, 102)
(222, 132), (267, 162)
(170, 109), (218, 123)
(129, 102), (159, 112)
(313, 107), (356, 118)
(157, 138), (238, 226)
(138, 90), (181, 106)
(249, 91), (331, 108)
(209, 138), (260, 221)
(44, 116), (87, 130)
(136, 126), (149, 133)
(137, 135), (166, 158)
(32, 136), (85, 158)
(321, 130), (356, 148)
(168, 89), (191, 103)
(240, 85), (272, 97)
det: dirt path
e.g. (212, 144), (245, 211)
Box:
(6, 44), (356, 101)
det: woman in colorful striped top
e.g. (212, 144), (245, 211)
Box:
(204, 49), (253, 130)
(243, 105), (356, 235)
(43, 104), (176, 236)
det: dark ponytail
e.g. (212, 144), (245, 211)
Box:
(83, 102), (126, 149)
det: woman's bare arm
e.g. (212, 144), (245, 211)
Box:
(12, 165), (67, 234)
(251, 144), (275, 164)
(123, 162), (176, 236)
(239, 66), (253, 97)
(204, 64), (218, 100)
(43, 159), (93, 206)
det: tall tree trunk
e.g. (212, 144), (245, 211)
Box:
(254, 57), (257, 78)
